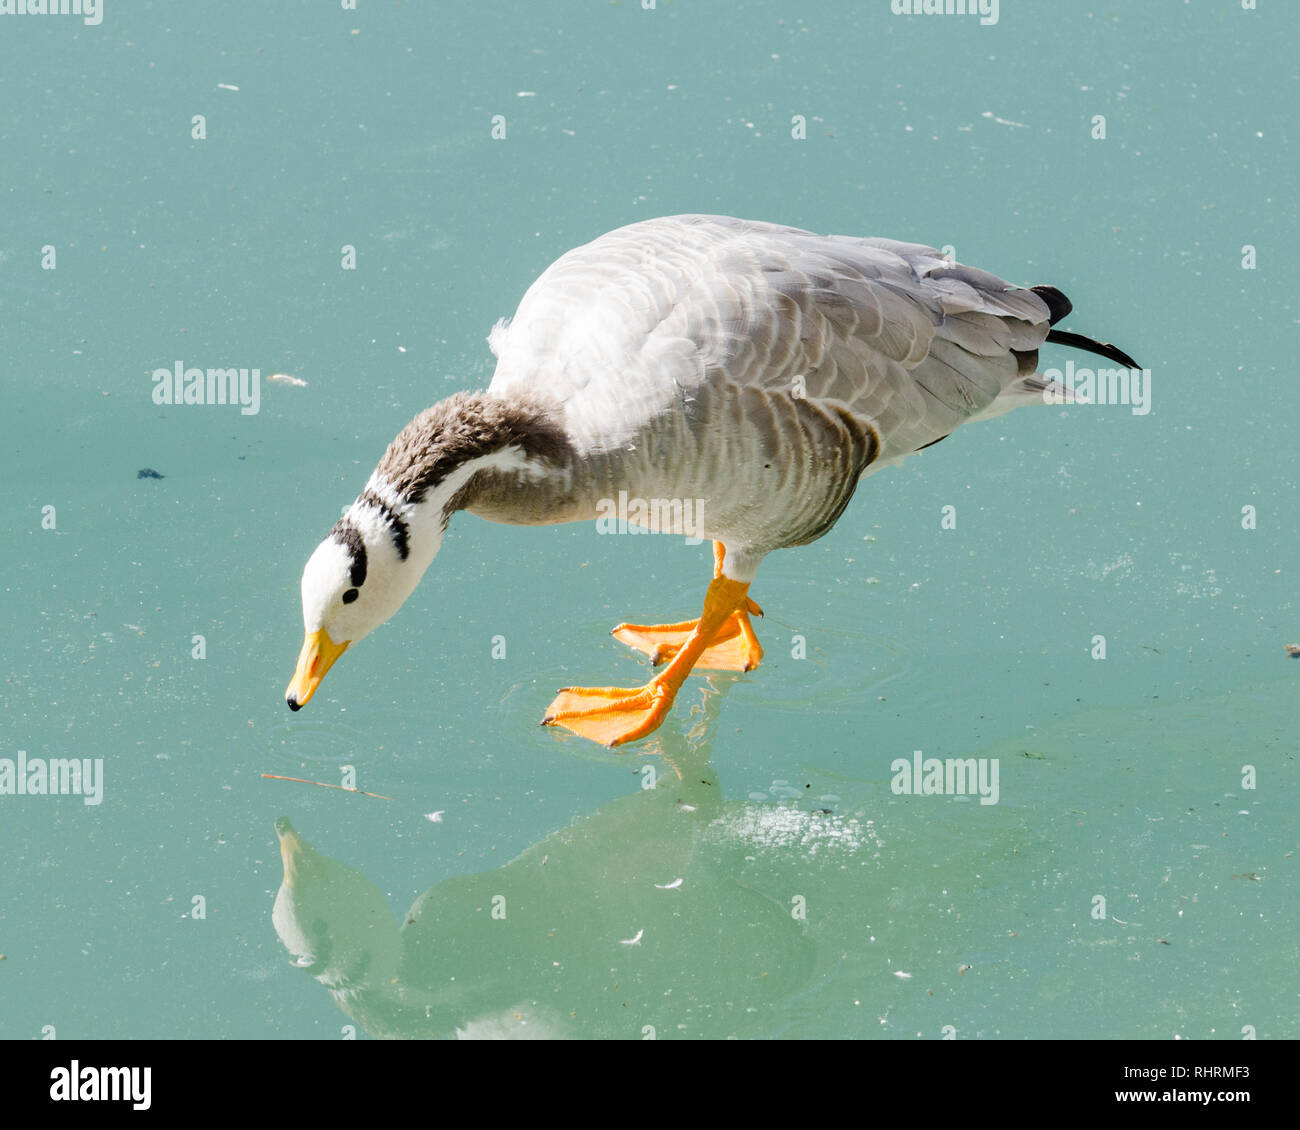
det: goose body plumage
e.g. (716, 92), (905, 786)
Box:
(483, 215), (1056, 572)
(287, 214), (1137, 745)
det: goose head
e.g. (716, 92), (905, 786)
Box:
(284, 391), (571, 712)
(286, 476), (444, 711)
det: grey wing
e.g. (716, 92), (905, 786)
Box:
(674, 217), (1055, 466)
(487, 214), (1054, 463)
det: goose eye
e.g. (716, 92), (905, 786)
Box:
(342, 588), (359, 604)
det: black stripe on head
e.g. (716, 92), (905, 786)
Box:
(358, 488), (411, 561)
(330, 520), (368, 587)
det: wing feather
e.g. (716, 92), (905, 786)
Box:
(488, 214), (1052, 459)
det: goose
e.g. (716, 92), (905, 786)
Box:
(286, 214), (1137, 747)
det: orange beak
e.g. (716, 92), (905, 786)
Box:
(285, 629), (349, 711)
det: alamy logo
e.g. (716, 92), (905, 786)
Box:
(890, 750), (999, 805)
(0, 750), (104, 806)
(50, 1061), (150, 1110)
(1041, 360), (1152, 415)
(891, 0), (998, 27)
(595, 490), (707, 545)
(152, 361), (261, 416)
(0, 0), (102, 25)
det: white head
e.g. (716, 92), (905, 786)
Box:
(284, 391), (566, 713)
(285, 474), (444, 711)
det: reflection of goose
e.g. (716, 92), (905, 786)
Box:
(286, 214), (1136, 744)
(271, 769), (837, 1038)
(271, 688), (760, 1038)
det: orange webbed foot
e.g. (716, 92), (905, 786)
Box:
(544, 571), (754, 748)
(613, 597), (764, 672)
(542, 682), (674, 747)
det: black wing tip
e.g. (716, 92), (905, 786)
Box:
(1030, 284), (1073, 325)
(1045, 329), (1141, 370)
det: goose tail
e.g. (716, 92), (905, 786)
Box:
(1030, 283), (1140, 368)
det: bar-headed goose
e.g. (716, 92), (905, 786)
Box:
(286, 214), (1136, 747)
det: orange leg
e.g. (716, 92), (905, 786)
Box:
(612, 542), (764, 672)
(543, 574), (753, 747)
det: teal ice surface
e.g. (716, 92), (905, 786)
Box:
(0, 1), (1295, 1039)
